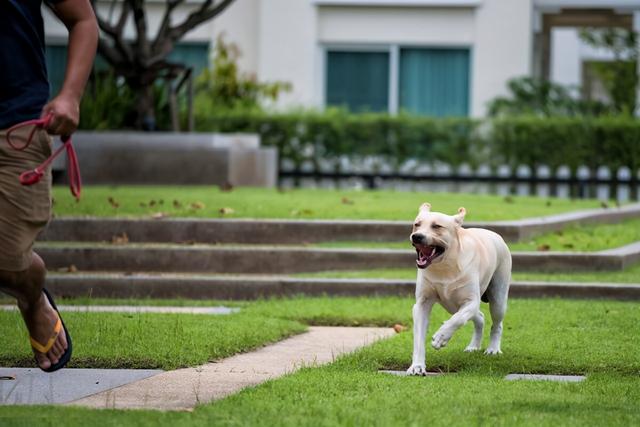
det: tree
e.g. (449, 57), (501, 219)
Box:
(579, 28), (638, 115)
(488, 77), (611, 117)
(91, 0), (235, 129)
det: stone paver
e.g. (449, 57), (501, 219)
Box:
(504, 374), (586, 382)
(0, 305), (239, 315)
(69, 326), (394, 411)
(0, 368), (161, 405)
(379, 370), (443, 377)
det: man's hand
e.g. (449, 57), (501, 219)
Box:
(44, 0), (98, 136)
(41, 94), (80, 136)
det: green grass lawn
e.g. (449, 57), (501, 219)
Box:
(52, 186), (603, 221)
(0, 297), (638, 426)
(297, 263), (640, 284)
(0, 309), (305, 369)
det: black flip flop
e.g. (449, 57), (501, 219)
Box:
(29, 288), (73, 373)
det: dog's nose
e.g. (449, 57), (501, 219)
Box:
(411, 233), (425, 244)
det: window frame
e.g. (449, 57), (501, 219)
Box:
(320, 43), (473, 116)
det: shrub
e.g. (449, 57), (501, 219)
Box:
(491, 116), (640, 172)
(196, 109), (482, 170)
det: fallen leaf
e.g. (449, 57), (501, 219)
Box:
(219, 207), (235, 215)
(108, 196), (119, 209)
(341, 197), (354, 205)
(151, 212), (168, 220)
(111, 232), (129, 245)
(219, 182), (234, 192)
(191, 201), (205, 210)
(537, 244), (551, 252)
(67, 264), (78, 273)
(393, 324), (407, 333)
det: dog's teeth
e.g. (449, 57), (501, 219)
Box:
(430, 247), (436, 257)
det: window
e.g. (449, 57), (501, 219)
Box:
(45, 42), (210, 97)
(399, 48), (470, 116)
(325, 46), (470, 117)
(326, 51), (390, 112)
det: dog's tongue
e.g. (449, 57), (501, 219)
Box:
(416, 245), (438, 269)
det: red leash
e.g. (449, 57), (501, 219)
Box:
(6, 114), (81, 200)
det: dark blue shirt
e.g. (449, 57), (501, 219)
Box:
(0, 0), (52, 129)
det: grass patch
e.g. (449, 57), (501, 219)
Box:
(509, 218), (640, 252)
(52, 186), (602, 221)
(1, 298), (638, 426)
(313, 218), (640, 252)
(0, 310), (305, 370)
(296, 262), (640, 284)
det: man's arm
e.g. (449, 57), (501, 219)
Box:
(42, 0), (98, 136)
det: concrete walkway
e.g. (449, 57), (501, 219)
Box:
(69, 326), (394, 411)
(0, 368), (161, 405)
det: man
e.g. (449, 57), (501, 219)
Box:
(0, 1), (97, 371)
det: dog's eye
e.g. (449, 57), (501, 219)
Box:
(431, 223), (442, 230)
(413, 222), (421, 228)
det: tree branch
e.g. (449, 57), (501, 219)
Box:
(91, 0), (134, 64)
(130, 0), (151, 59)
(168, 0), (235, 42)
(153, 0), (184, 51)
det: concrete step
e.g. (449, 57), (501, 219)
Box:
(44, 272), (640, 301)
(36, 242), (638, 274)
(39, 203), (640, 244)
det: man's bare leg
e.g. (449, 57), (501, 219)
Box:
(0, 253), (67, 370)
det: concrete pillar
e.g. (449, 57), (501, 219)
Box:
(472, 0), (533, 117)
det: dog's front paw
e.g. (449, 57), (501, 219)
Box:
(431, 330), (451, 350)
(464, 344), (481, 352)
(406, 364), (428, 376)
(484, 347), (502, 355)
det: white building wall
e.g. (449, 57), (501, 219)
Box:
(257, 0), (318, 108)
(317, 6), (475, 45)
(43, 0), (259, 75)
(43, 0), (538, 117)
(472, 0), (532, 116)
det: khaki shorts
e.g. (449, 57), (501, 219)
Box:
(0, 125), (52, 272)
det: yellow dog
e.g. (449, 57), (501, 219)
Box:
(407, 203), (512, 376)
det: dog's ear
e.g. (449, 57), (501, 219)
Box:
(419, 202), (431, 213)
(454, 207), (466, 226)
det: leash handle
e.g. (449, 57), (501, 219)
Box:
(6, 115), (81, 200)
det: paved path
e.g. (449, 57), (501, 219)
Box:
(69, 326), (394, 411)
(0, 368), (161, 405)
(0, 305), (239, 315)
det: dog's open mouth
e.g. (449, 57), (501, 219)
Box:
(414, 245), (445, 269)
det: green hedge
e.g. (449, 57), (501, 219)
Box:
(196, 110), (482, 170)
(196, 110), (640, 172)
(492, 116), (640, 172)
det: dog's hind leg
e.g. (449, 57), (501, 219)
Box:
(485, 261), (511, 355)
(464, 311), (484, 352)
